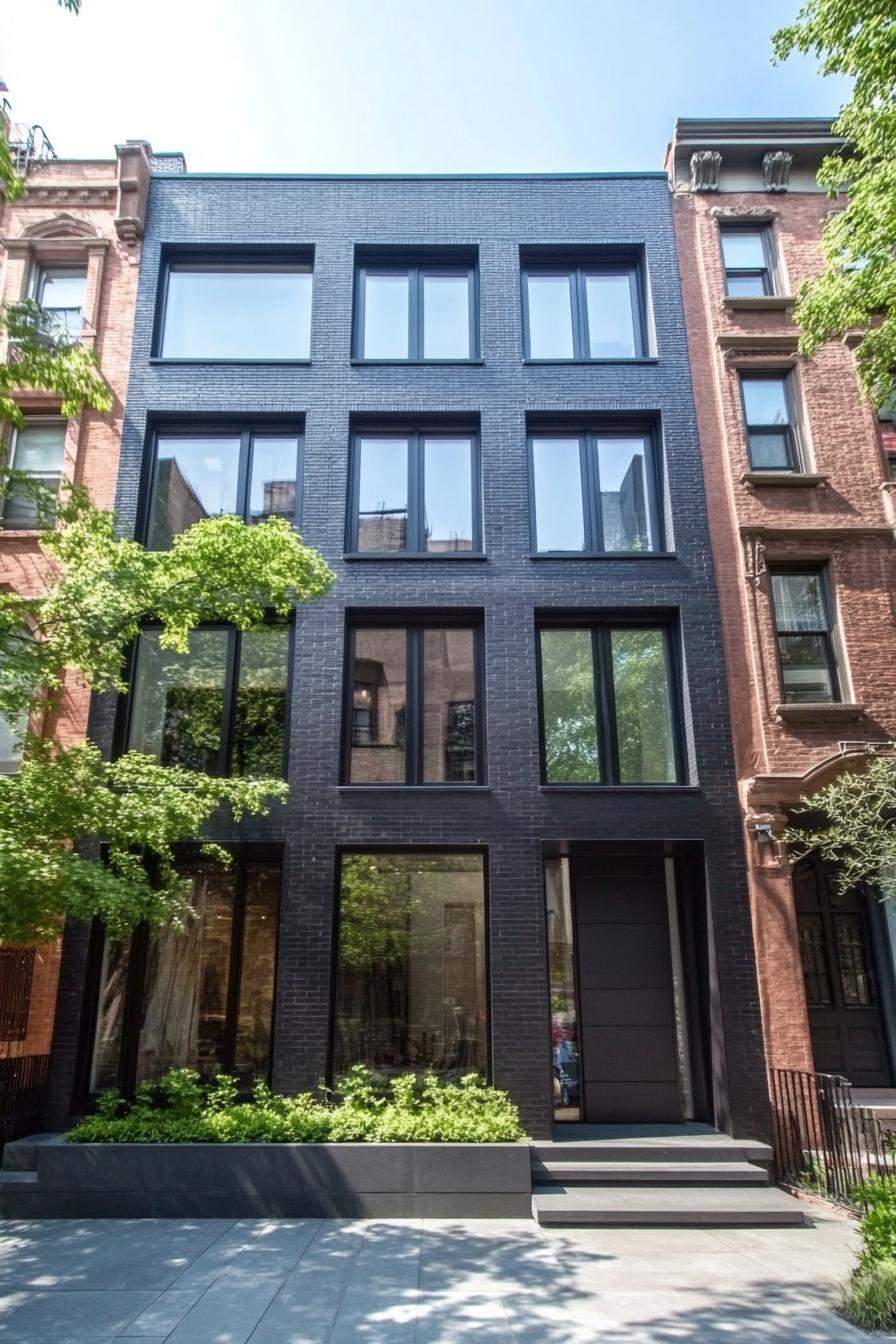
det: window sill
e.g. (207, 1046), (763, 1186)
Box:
(528, 551), (676, 561)
(349, 358), (484, 366)
(337, 785), (492, 793)
(539, 784), (698, 793)
(149, 357), (312, 366)
(881, 481), (896, 492)
(343, 552), (487, 562)
(741, 471), (829, 489)
(722, 295), (795, 312)
(523, 357), (658, 366)
(773, 702), (866, 723)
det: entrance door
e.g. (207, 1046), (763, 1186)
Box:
(794, 856), (893, 1087)
(573, 855), (683, 1123)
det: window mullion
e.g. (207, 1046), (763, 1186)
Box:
(406, 627), (422, 784)
(584, 433), (601, 553)
(411, 268), (421, 359)
(574, 270), (588, 359)
(409, 433), (424, 553)
(590, 627), (611, 784)
(595, 627), (619, 784)
(237, 429), (252, 521)
(220, 627), (240, 777)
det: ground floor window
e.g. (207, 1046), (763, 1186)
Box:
(333, 851), (487, 1081)
(90, 857), (280, 1092)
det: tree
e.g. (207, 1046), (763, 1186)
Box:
(786, 755), (896, 899)
(774, 2), (896, 406)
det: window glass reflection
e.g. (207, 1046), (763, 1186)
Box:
(526, 275), (575, 358)
(161, 267), (312, 359)
(357, 438), (408, 551)
(422, 628), (476, 782)
(539, 629), (599, 783)
(3, 423), (66, 528)
(424, 437), (473, 552)
(422, 274), (470, 358)
(350, 629), (407, 782)
(611, 628), (677, 783)
(362, 274), (410, 358)
(532, 438), (585, 552)
(596, 437), (651, 551)
(585, 273), (637, 358)
(232, 625), (289, 778)
(127, 629), (228, 773)
(546, 858), (580, 1121)
(334, 852), (486, 1079)
(150, 437), (241, 549)
(249, 437), (297, 524)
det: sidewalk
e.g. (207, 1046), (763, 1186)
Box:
(0, 1211), (885, 1343)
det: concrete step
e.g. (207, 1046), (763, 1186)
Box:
(1, 1133), (60, 1172)
(0, 1170), (38, 1188)
(531, 1138), (773, 1167)
(532, 1160), (770, 1186)
(532, 1184), (806, 1227)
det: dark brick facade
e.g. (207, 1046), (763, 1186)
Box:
(49, 170), (770, 1141)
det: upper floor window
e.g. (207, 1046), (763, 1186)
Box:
(2, 420), (66, 529)
(353, 252), (478, 361)
(521, 253), (646, 360)
(34, 266), (86, 344)
(739, 373), (801, 471)
(770, 570), (839, 704)
(158, 256), (313, 360)
(145, 427), (302, 549)
(720, 226), (776, 297)
(125, 624), (290, 777)
(538, 620), (682, 785)
(344, 617), (483, 786)
(348, 425), (480, 555)
(529, 424), (660, 554)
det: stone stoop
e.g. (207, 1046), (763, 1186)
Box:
(531, 1127), (808, 1227)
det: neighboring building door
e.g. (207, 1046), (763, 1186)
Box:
(793, 856), (893, 1087)
(572, 855), (683, 1123)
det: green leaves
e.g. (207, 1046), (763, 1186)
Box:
(785, 756), (896, 899)
(774, 1), (896, 404)
(0, 302), (112, 427)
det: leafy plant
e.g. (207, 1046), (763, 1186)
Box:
(65, 1064), (526, 1145)
(840, 1259), (896, 1333)
(785, 757), (896, 901)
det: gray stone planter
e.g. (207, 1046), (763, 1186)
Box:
(0, 1135), (533, 1218)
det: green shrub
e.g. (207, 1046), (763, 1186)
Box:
(840, 1259), (896, 1332)
(66, 1065), (526, 1145)
(852, 1175), (896, 1271)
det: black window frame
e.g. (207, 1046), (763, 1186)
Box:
(341, 612), (486, 787)
(139, 420), (304, 547)
(118, 619), (294, 779)
(352, 248), (480, 363)
(520, 250), (648, 362)
(719, 224), (777, 297)
(535, 613), (686, 787)
(739, 371), (803, 472)
(346, 421), (482, 557)
(81, 846), (283, 1100)
(526, 420), (663, 555)
(152, 246), (315, 363)
(768, 566), (841, 705)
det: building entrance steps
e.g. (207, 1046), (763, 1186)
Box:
(531, 1124), (807, 1227)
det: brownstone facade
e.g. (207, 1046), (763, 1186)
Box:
(668, 119), (896, 1087)
(0, 115), (154, 1060)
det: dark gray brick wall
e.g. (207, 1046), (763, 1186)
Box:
(51, 173), (770, 1142)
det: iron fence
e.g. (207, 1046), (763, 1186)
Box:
(0, 1054), (49, 1151)
(0, 948), (35, 1042)
(770, 1067), (894, 1210)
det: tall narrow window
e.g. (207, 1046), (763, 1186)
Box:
(538, 622), (681, 785)
(355, 255), (477, 361)
(146, 427), (301, 548)
(2, 421), (66, 528)
(770, 570), (839, 704)
(345, 620), (483, 785)
(350, 428), (479, 554)
(333, 852), (486, 1080)
(34, 266), (86, 344)
(159, 258), (313, 360)
(522, 255), (645, 360)
(529, 426), (659, 554)
(740, 374), (801, 471)
(720, 227), (776, 296)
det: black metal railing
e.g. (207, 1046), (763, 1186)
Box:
(0, 948), (35, 1042)
(0, 1055), (49, 1151)
(770, 1067), (894, 1210)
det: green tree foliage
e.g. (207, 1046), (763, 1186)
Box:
(774, 2), (896, 405)
(786, 756), (896, 899)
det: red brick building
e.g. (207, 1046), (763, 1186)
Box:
(667, 119), (896, 1094)
(0, 108), (160, 1067)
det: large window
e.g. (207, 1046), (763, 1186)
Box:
(145, 427), (302, 549)
(333, 851), (486, 1080)
(158, 257), (313, 360)
(345, 619), (482, 785)
(529, 425), (659, 554)
(522, 254), (645, 360)
(90, 857), (280, 1091)
(2, 421), (66, 529)
(739, 373), (801, 471)
(354, 253), (478, 360)
(770, 570), (840, 704)
(348, 427), (479, 554)
(720, 226), (776, 297)
(538, 621), (682, 785)
(126, 624), (290, 777)
(34, 266), (86, 344)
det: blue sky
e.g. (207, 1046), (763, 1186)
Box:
(3, 0), (850, 174)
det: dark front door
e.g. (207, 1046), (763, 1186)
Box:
(573, 855), (683, 1123)
(794, 856), (893, 1087)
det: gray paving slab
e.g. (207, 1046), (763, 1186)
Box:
(0, 1288), (157, 1338)
(119, 1287), (206, 1336)
(166, 1273), (283, 1344)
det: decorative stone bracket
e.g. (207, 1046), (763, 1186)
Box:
(763, 151), (793, 193)
(690, 150), (722, 192)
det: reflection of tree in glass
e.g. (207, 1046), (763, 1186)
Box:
(612, 629), (675, 784)
(540, 630), (599, 783)
(233, 627), (289, 778)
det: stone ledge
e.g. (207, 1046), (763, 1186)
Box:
(741, 471), (829, 489)
(722, 296), (795, 313)
(773, 703), (866, 724)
